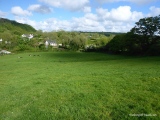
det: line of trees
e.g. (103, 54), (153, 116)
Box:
(0, 29), (112, 52)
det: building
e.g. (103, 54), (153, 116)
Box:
(45, 40), (58, 48)
(0, 38), (2, 44)
(22, 34), (34, 40)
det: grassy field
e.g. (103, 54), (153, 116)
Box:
(0, 52), (160, 120)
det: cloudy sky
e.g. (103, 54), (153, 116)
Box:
(0, 0), (160, 32)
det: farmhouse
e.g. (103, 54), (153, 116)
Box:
(0, 50), (11, 55)
(45, 40), (58, 48)
(0, 38), (2, 43)
(22, 34), (34, 40)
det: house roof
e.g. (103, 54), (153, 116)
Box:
(46, 40), (57, 43)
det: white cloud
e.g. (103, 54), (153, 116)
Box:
(14, 5), (144, 32)
(15, 17), (129, 32)
(97, 0), (157, 5)
(15, 17), (71, 31)
(110, 6), (132, 21)
(70, 6), (143, 32)
(85, 13), (98, 21)
(97, 0), (125, 3)
(28, 4), (52, 14)
(0, 10), (7, 17)
(96, 6), (143, 22)
(131, 11), (144, 21)
(103, 21), (134, 32)
(96, 8), (110, 21)
(83, 6), (91, 13)
(148, 6), (160, 16)
(39, 0), (61, 7)
(39, 0), (89, 11)
(11, 6), (32, 16)
(130, 0), (157, 5)
(15, 16), (37, 27)
(72, 15), (103, 31)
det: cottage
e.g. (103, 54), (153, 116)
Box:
(0, 38), (2, 44)
(45, 40), (58, 48)
(0, 50), (11, 55)
(22, 34), (34, 40)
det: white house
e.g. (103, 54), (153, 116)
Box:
(0, 50), (11, 54)
(45, 41), (49, 49)
(22, 34), (34, 40)
(45, 40), (58, 48)
(28, 34), (34, 39)
(50, 42), (57, 47)
(0, 38), (2, 44)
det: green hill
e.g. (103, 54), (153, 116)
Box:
(0, 18), (36, 35)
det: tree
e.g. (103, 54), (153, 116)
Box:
(105, 15), (160, 55)
(131, 15), (160, 46)
(69, 34), (86, 51)
(130, 15), (160, 55)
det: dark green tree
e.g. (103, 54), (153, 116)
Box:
(131, 15), (160, 48)
(132, 15), (160, 36)
(130, 15), (160, 55)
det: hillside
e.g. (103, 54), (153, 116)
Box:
(0, 18), (36, 34)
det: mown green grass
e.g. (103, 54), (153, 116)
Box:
(0, 52), (160, 120)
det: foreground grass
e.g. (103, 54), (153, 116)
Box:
(0, 52), (160, 120)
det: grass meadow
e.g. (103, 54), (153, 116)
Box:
(0, 52), (160, 120)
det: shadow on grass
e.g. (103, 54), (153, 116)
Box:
(42, 52), (160, 63)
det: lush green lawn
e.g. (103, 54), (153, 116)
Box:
(0, 52), (160, 120)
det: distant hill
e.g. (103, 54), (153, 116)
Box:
(80, 31), (125, 36)
(0, 18), (36, 35)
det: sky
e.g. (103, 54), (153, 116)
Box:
(0, 0), (160, 32)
